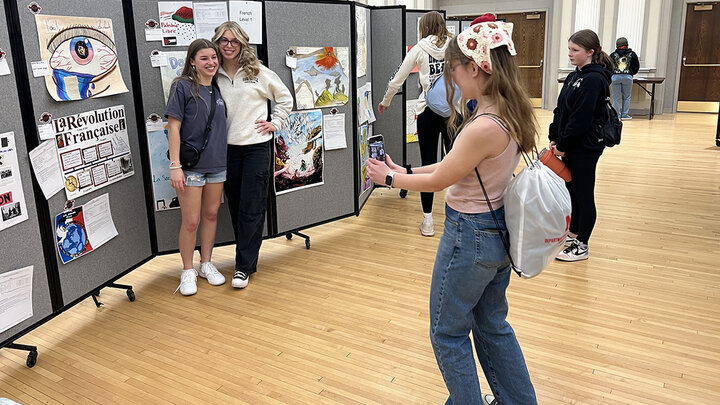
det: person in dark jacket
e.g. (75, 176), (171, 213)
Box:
(549, 29), (614, 262)
(609, 37), (640, 119)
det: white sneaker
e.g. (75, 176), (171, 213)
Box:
(564, 235), (578, 247)
(556, 241), (589, 262)
(174, 269), (198, 295)
(198, 262), (225, 286)
(419, 216), (434, 236)
(232, 270), (249, 289)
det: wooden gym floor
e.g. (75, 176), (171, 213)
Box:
(1, 110), (719, 404)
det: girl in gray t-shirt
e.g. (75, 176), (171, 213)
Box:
(164, 39), (228, 296)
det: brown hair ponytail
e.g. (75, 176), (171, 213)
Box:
(569, 29), (614, 71)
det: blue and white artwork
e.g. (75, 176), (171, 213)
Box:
(147, 125), (179, 211)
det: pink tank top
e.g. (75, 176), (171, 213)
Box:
(445, 115), (521, 214)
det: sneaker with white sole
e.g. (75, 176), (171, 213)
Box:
(232, 270), (249, 289)
(198, 262), (225, 286)
(174, 268), (198, 295)
(419, 217), (434, 236)
(564, 235), (578, 247)
(556, 240), (589, 261)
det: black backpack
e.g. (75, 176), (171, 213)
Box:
(598, 97), (622, 147)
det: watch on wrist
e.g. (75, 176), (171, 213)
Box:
(406, 166), (412, 175)
(385, 171), (396, 187)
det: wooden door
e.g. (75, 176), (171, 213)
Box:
(496, 11), (546, 106)
(678, 3), (720, 111)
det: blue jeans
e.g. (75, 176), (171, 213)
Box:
(611, 74), (633, 117)
(430, 205), (537, 405)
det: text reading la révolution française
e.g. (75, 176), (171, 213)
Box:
(54, 107), (126, 147)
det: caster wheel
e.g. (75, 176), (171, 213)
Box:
(127, 290), (136, 302)
(305, 240), (310, 249)
(26, 351), (38, 368)
(286, 234), (292, 240)
(716, 139), (720, 147)
(399, 189), (408, 198)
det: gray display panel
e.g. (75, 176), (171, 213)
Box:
(0, 5), (54, 345)
(357, 4), (373, 209)
(265, 1), (355, 234)
(129, 0), (239, 253)
(15, 0), (152, 305)
(371, 7), (404, 169)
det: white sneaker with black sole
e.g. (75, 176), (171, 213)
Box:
(556, 240), (589, 261)
(198, 262), (225, 286)
(232, 270), (249, 289)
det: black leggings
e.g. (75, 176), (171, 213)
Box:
(416, 108), (450, 213)
(562, 152), (602, 244)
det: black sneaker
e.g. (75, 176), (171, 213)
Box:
(556, 241), (589, 261)
(232, 270), (249, 289)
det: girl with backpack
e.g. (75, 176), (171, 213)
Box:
(549, 29), (614, 262)
(378, 11), (452, 237)
(368, 21), (538, 404)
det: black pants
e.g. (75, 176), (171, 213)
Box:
(225, 141), (272, 274)
(416, 108), (450, 213)
(563, 152), (602, 244)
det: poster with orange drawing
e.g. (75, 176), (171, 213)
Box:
(290, 46), (350, 110)
(35, 15), (128, 102)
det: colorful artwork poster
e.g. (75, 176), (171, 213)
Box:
(55, 206), (92, 264)
(0, 132), (29, 232)
(291, 46), (350, 110)
(51, 105), (134, 199)
(35, 14), (129, 102)
(147, 124), (179, 211)
(406, 99), (419, 143)
(160, 51), (186, 103)
(274, 110), (324, 195)
(159, 2), (195, 46)
(355, 8), (367, 78)
(359, 124), (371, 193)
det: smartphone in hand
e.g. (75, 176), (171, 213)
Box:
(368, 135), (386, 162)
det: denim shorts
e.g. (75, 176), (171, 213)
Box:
(184, 169), (226, 186)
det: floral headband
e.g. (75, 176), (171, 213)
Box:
(457, 22), (516, 74)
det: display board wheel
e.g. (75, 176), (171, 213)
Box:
(26, 350), (38, 368)
(127, 290), (136, 302)
(286, 233), (292, 240)
(305, 239), (311, 249)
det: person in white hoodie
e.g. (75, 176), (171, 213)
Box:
(213, 22), (293, 289)
(378, 11), (452, 237)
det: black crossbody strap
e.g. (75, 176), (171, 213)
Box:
(198, 85), (217, 152)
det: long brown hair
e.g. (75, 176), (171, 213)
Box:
(213, 21), (261, 80)
(444, 39), (538, 153)
(568, 29), (614, 70)
(418, 11), (451, 48)
(170, 39), (219, 115)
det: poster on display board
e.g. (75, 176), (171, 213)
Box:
(406, 99), (419, 143)
(159, 2), (195, 46)
(159, 51), (186, 103)
(50, 105), (134, 200)
(34, 14), (128, 101)
(228, 1), (263, 45)
(0, 132), (29, 232)
(55, 193), (118, 264)
(146, 121), (179, 211)
(274, 110), (324, 195)
(290, 46), (350, 110)
(359, 124), (371, 193)
(0, 266), (33, 334)
(355, 7), (367, 77)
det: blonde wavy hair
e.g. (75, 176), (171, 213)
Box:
(444, 39), (538, 153)
(212, 21), (261, 80)
(418, 11), (451, 48)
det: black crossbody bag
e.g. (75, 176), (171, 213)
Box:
(180, 85), (217, 168)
